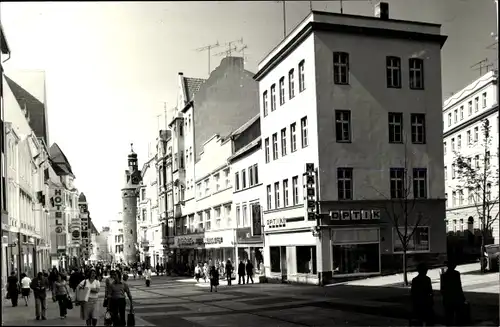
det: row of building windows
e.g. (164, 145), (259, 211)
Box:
(446, 92), (488, 128)
(264, 117), (308, 163)
(235, 164), (259, 191)
(444, 153), (489, 181)
(195, 168), (231, 198)
(266, 176), (301, 210)
(445, 183), (492, 208)
(175, 204), (232, 234)
(444, 126), (482, 154)
(263, 60), (306, 117)
(335, 52), (425, 89)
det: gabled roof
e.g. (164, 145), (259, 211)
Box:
(229, 114), (259, 139)
(49, 143), (74, 177)
(183, 77), (205, 102)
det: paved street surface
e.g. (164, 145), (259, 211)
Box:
(3, 268), (499, 326)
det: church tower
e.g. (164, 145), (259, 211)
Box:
(121, 144), (142, 264)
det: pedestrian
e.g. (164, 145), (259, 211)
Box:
(238, 260), (246, 285)
(203, 263), (209, 283)
(49, 267), (59, 291)
(440, 261), (467, 326)
(194, 264), (201, 283)
(7, 271), (19, 307)
(30, 272), (48, 320)
(52, 273), (71, 319)
(209, 264), (219, 292)
(107, 270), (133, 327)
(225, 260), (233, 286)
(144, 266), (152, 287)
(78, 269), (100, 326)
(411, 263), (434, 326)
(245, 260), (254, 284)
(20, 272), (32, 306)
(137, 265), (143, 279)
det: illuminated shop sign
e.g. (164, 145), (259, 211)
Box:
(329, 210), (381, 221)
(53, 189), (64, 233)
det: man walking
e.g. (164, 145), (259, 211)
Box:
(30, 272), (48, 320)
(238, 260), (246, 285)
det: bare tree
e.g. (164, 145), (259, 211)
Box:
(454, 118), (499, 272)
(370, 142), (428, 286)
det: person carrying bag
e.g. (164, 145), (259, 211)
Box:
(127, 308), (135, 326)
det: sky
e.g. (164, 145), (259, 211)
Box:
(1, 0), (497, 230)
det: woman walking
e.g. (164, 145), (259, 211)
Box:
(209, 264), (219, 292)
(78, 269), (100, 326)
(52, 273), (71, 319)
(7, 272), (19, 307)
(107, 270), (133, 326)
(20, 273), (32, 306)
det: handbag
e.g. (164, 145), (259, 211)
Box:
(103, 298), (108, 308)
(104, 310), (113, 326)
(76, 280), (90, 303)
(64, 295), (74, 310)
(127, 309), (135, 326)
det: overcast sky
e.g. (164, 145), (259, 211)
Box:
(1, 0), (497, 229)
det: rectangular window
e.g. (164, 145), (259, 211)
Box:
(253, 164), (259, 184)
(451, 138), (455, 151)
(454, 109), (458, 123)
(264, 138), (270, 163)
(475, 97), (479, 112)
(333, 52), (349, 85)
(393, 227), (429, 252)
(242, 205), (248, 226)
(301, 117), (308, 148)
(388, 112), (403, 143)
(474, 126), (479, 142)
(272, 133), (278, 160)
(390, 168), (405, 199)
(467, 130), (471, 145)
(266, 185), (272, 210)
(270, 84), (276, 112)
(411, 113), (426, 144)
(263, 91), (268, 117)
(386, 56), (401, 88)
(447, 113), (452, 127)
(443, 142), (447, 155)
(298, 60), (305, 92)
(482, 92), (487, 108)
(444, 166), (447, 180)
(292, 176), (299, 205)
(296, 246), (317, 274)
(279, 77), (285, 105)
(288, 69), (295, 99)
(274, 182), (280, 208)
(236, 206), (241, 227)
(290, 123), (297, 152)
(281, 128), (287, 156)
(451, 163), (456, 179)
(460, 106), (464, 120)
(241, 169), (247, 189)
(457, 135), (462, 150)
(248, 166), (254, 187)
(283, 179), (289, 207)
(270, 246), (281, 272)
(468, 101), (472, 116)
(235, 172), (240, 191)
(409, 58), (424, 89)
(413, 168), (427, 199)
(335, 110), (351, 142)
(337, 168), (353, 200)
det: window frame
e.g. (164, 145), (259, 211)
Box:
(335, 110), (351, 143)
(409, 58), (424, 90)
(388, 112), (404, 144)
(337, 168), (353, 200)
(386, 56), (401, 88)
(333, 52), (350, 85)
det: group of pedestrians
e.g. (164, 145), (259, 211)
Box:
(192, 259), (256, 292)
(411, 261), (470, 326)
(5, 265), (134, 326)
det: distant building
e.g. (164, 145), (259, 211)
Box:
(109, 213), (125, 263)
(443, 71), (499, 243)
(255, 5), (447, 284)
(96, 227), (111, 262)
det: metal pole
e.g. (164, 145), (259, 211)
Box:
(283, 1), (287, 39)
(309, 1), (313, 11)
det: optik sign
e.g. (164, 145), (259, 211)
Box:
(53, 189), (64, 234)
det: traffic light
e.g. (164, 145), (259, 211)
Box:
(304, 163), (317, 220)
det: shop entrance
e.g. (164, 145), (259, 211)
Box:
(332, 228), (380, 275)
(280, 246), (287, 282)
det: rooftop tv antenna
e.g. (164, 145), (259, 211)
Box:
(194, 41), (220, 76)
(237, 44), (248, 60)
(471, 58), (494, 76)
(213, 38), (244, 57)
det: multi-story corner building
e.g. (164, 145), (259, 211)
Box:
(255, 5), (447, 285)
(443, 71), (499, 243)
(138, 152), (161, 266)
(96, 226), (111, 262)
(227, 115), (264, 271)
(156, 130), (172, 264)
(109, 213), (125, 263)
(1, 22), (11, 295)
(166, 56), (259, 270)
(48, 143), (78, 270)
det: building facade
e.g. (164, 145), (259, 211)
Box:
(228, 115), (265, 272)
(109, 213), (125, 263)
(96, 227), (111, 262)
(121, 147), (142, 264)
(156, 130), (172, 264)
(443, 70), (499, 243)
(255, 7), (448, 284)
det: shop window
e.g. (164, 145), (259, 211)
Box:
(393, 226), (429, 253)
(270, 246), (281, 272)
(296, 246), (317, 274)
(332, 243), (380, 274)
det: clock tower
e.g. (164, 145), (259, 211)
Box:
(121, 143), (142, 265)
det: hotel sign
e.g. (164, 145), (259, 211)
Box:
(329, 210), (381, 222)
(53, 189), (64, 233)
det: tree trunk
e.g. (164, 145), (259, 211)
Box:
(480, 229), (486, 273)
(403, 249), (409, 286)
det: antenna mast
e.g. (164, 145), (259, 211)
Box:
(471, 58), (493, 76)
(340, 0), (344, 14)
(195, 41), (220, 76)
(163, 102), (168, 130)
(213, 38), (244, 57)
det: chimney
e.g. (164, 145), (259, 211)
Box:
(374, 2), (389, 20)
(178, 72), (183, 76)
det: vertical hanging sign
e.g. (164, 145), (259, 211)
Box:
(53, 189), (64, 233)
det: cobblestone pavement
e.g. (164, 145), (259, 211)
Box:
(3, 274), (498, 326)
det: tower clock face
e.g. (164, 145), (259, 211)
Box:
(131, 176), (139, 184)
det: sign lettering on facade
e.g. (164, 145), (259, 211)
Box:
(204, 237), (223, 245)
(53, 189), (64, 233)
(251, 204), (262, 236)
(330, 210), (381, 222)
(266, 217), (286, 229)
(177, 237), (203, 246)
